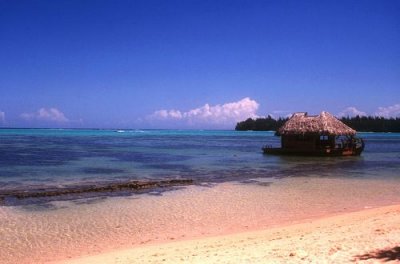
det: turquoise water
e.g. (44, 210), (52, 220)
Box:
(2, 129), (400, 263)
(0, 129), (399, 191)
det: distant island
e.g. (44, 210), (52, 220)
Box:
(235, 115), (400, 132)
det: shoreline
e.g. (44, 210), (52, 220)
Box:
(2, 177), (400, 264)
(55, 204), (400, 264)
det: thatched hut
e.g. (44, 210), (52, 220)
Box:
(263, 111), (364, 156)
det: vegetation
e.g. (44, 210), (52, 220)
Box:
(340, 116), (400, 132)
(235, 116), (288, 131)
(235, 116), (400, 132)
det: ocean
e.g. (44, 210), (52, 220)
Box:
(0, 129), (399, 196)
(1, 129), (400, 263)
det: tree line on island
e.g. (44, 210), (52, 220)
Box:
(235, 115), (400, 132)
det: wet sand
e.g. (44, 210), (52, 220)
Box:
(1, 177), (400, 263)
(57, 205), (400, 264)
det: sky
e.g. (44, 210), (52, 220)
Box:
(0, 0), (399, 129)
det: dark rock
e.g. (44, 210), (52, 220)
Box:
(0, 179), (193, 205)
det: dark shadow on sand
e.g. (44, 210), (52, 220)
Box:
(354, 246), (400, 262)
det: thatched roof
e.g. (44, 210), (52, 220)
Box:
(277, 111), (356, 136)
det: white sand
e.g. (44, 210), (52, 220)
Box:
(2, 177), (400, 263)
(57, 205), (400, 264)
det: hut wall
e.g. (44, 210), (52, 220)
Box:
(315, 136), (336, 149)
(281, 135), (317, 150)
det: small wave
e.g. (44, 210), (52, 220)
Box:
(116, 130), (146, 133)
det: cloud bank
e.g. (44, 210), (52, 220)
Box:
(21, 108), (69, 122)
(374, 104), (400, 118)
(149, 97), (259, 128)
(337, 107), (367, 117)
(338, 104), (400, 118)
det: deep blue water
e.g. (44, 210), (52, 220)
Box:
(0, 129), (399, 191)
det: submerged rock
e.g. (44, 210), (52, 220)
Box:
(0, 178), (193, 205)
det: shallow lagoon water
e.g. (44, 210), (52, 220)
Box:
(0, 129), (399, 191)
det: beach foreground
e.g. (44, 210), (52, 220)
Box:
(2, 177), (400, 264)
(57, 205), (400, 264)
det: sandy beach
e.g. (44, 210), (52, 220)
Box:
(57, 204), (400, 264)
(2, 177), (400, 264)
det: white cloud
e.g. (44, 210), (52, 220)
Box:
(21, 108), (69, 122)
(152, 109), (183, 119)
(266, 110), (292, 119)
(0, 111), (5, 123)
(149, 97), (259, 127)
(337, 107), (367, 117)
(374, 104), (400, 118)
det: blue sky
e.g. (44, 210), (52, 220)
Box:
(0, 0), (399, 128)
